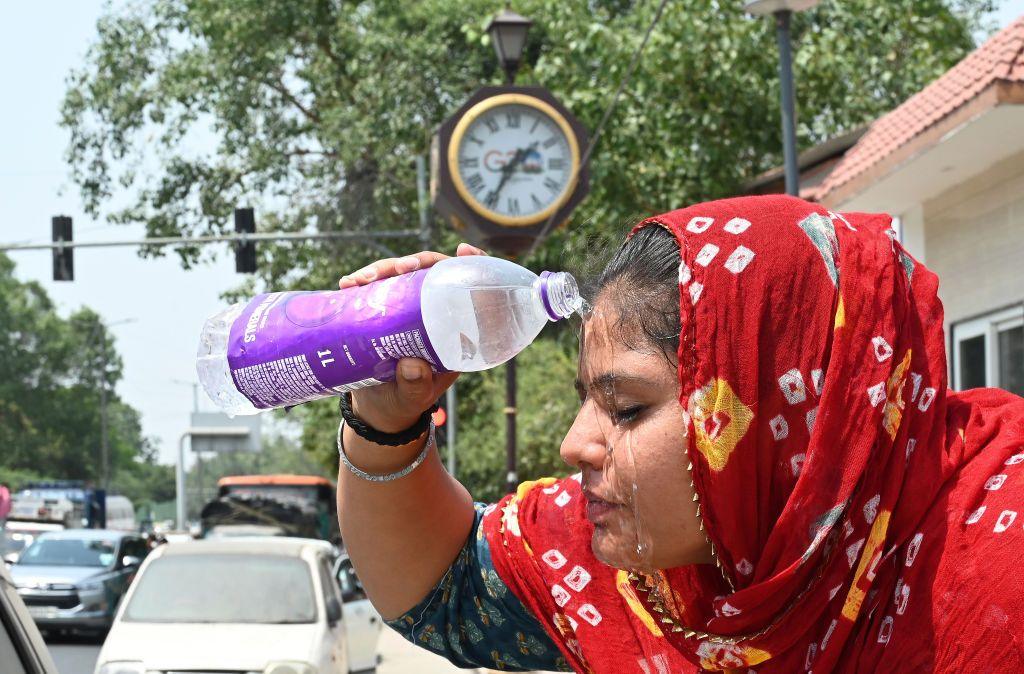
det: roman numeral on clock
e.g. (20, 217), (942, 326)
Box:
(543, 136), (559, 149)
(466, 173), (485, 193)
(543, 177), (560, 193)
(485, 118), (500, 133)
(460, 157), (479, 168)
(531, 193), (543, 208)
(507, 197), (520, 215)
(506, 112), (521, 128)
(548, 157), (565, 171)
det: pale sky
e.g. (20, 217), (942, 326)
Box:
(2, 1), (1022, 468)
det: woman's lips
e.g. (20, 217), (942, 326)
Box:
(585, 496), (622, 523)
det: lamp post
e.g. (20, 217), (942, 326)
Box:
(745, 0), (820, 196)
(91, 317), (136, 492)
(486, 5), (534, 493)
(487, 5), (533, 85)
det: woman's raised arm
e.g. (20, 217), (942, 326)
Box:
(336, 244), (483, 620)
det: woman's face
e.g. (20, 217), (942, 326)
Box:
(560, 296), (713, 571)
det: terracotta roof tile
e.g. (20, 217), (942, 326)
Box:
(816, 15), (1024, 200)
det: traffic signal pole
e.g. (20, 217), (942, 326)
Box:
(3, 223), (422, 282)
(2, 227), (422, 252)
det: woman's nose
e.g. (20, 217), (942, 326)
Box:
(560, 402), (609, 471)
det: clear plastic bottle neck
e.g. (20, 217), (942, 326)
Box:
(537, 271), (581, 321)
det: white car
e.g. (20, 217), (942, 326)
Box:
(94, 537), (382, 674)
(1, 521), (65, 564)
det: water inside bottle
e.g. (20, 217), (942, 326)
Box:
(468, 286), (536, 365)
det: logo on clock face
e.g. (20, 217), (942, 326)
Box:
(483, 149), (544, 174)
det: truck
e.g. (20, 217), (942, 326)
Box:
(9, 481), (135, 531)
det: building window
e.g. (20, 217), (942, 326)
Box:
(952, 306), (1024, 396)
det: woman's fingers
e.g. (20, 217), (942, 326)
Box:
(456, 243), (488, 257)
(338, 251), (448, 289)
(339, 244), (487, 289)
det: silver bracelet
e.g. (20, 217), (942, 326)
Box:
(337, 419), (434, 483)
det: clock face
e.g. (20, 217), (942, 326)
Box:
(453, 101), (576, 224)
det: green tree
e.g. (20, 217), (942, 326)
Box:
(60, 0), (996, 497)
(0, 252), (164, 499)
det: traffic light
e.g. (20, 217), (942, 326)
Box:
(52, 215), (74, 281)
(234, 207), (257, 273)
(432, 405), (447, 428)
(433, 399), (448, 446)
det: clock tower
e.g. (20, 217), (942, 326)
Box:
(432, 86), (590, 256)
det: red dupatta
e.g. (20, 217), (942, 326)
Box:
(481, 195), (1024, 672)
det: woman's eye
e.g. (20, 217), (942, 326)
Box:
(612, 406), (644, 425)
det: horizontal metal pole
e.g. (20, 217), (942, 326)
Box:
(0, 229), (422, 252)
(186, 427), (251, 437)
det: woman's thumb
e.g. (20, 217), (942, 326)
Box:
(396, 358), (433, 406)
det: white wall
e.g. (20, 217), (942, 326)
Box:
(899, 203), (926, 264)
(923, 149), (1024, 331)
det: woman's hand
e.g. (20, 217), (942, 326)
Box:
(338, 243), (487, 434)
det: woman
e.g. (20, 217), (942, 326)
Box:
(336, 195), (1024, 673)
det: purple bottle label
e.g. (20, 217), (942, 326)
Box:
(226, 270), (446, 410)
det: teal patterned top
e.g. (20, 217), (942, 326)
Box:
(386, 503), (571, 671)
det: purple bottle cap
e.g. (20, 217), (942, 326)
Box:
(539, 271), (561, 321)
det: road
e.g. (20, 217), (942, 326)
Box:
(44, 624), (482, 674)
(45, 633), (101, 674)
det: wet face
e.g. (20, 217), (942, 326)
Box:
(560, 295), (713, 571)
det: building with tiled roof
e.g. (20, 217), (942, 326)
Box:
(748, 15), (1024, 397)
(815, 14), (1024, 206)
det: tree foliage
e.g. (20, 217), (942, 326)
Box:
(61, 0), (996, 497)
(0, 253), (168, 506)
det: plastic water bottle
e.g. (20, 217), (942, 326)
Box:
(197, 256), (581, 415)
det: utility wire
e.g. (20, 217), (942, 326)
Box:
(524, 0), (670, 262)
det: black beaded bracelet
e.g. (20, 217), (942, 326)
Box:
(338, 392), (438, 447)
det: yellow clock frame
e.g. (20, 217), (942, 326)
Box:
(447, 93), (581, 228)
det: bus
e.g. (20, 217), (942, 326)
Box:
(200, 475), (338, 543)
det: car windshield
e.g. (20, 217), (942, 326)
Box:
(1, 533), (31, 554)
(222, 485), (321, 514)
(17, 537), (116, 567)
(123, 554), (316, 624)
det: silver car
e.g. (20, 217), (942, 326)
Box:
(0, 562), (58, 673)
(8, 529), (148, 636)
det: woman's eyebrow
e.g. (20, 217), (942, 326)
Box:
(575, 372), (653, 393)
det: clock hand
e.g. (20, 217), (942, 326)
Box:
(485, 141), (538, 208)
(486, 147), (524, 206)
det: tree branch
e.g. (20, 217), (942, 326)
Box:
(315, 34), (344, 72)
(265, 77), (320, 124)
(285, 148), (338, 159)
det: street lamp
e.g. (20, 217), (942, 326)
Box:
(745, 0), (821, 196)
(487, 5), (533, 85)
(92, 317), (136, 492)
(485, 4), (532, 492)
